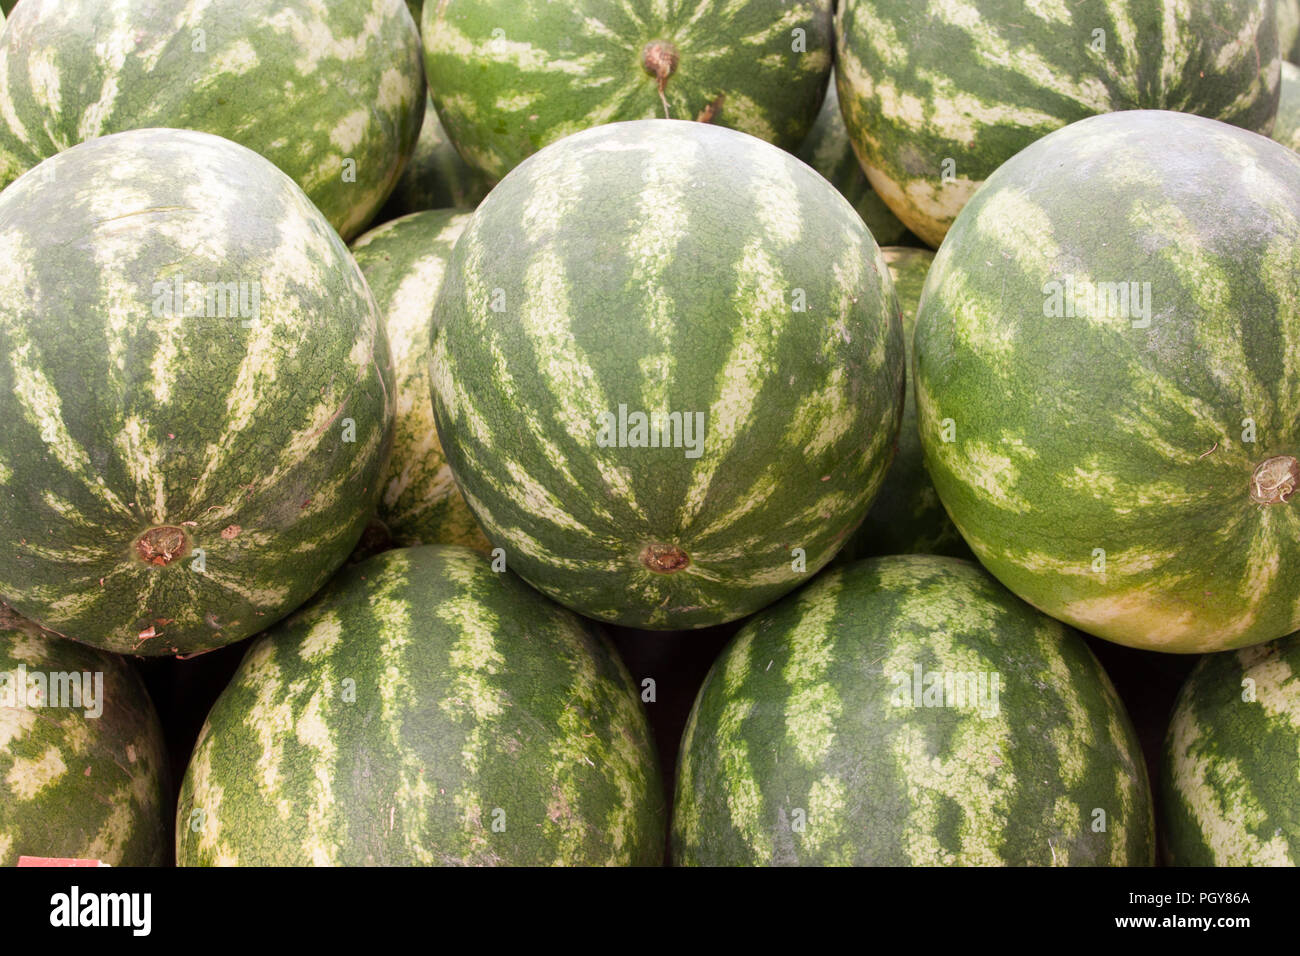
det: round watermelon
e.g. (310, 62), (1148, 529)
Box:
(795, 74), (911, 247)
(671, 555), (1155, 866)
(838, 247), (968, 563)
(915, 110), (1300, 655)
(1162, 631), (1300, 865)
(0, 128), (394, 656)
(351, 210), (489, 552)
(379, 96), (495, 220)
(422, 0), (833, 182)
(176, 546), (665, 866)
(0, 0), (424, 240)
(430, 119), (904, 630)
(836, 0), (1282, 247)
(0, 605), (169, 866)
(1276, 61), (1300, 151)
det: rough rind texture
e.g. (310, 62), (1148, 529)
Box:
(840, 247), (968, 562)
(836, 0), (1282, 246)
(423, 0), (833, 181)
(671, 555), (1155, 866)
(175, 546), (666, 866)
(379, 96), (495, 219)
(0, 0), (424, 240)
(1161, 631), (1300, 865)
(0, 606), (169, 866)
(431, 119), (904, 630)
(795, 73), (910, 247)
(351, 210), (489, 551)
(0, 128), (394, 655)
(915, 110), (1300, 654)
(1276, 61), (1300, 151)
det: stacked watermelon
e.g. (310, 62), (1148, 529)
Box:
(176, 546), (665, 866)
(0, 606), (169, 866)
(2, 0), (1299, 875)
(836, 0), (1282, 246)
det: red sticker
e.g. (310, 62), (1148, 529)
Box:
(16, 856), (109, 867)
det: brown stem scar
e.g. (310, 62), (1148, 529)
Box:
(640, 543), (690, 574)
(1250, 455), (1299, 505)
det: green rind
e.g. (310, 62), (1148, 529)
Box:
(1161, 631), (1300, 865)
(175, 545), (666, 866)
(1281, 0), (1300, 62)
(378, 96), (495, 219)
(915, 110), (1300, 654)
(671, 555), (1155, 866)
(795, 73), (910, 247)
(0, 0), (424, 240)
(836, 0), (1283, 247)
(839, 247), (969, 562)
(0, 605), (168, 866)
(0, 128), (394, 655)
(1275, 61), (1300, 151)
(351, 210), (490, 552)
(431, 119), (904, 630)
(423, 0), (833, 181)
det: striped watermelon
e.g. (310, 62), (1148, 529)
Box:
(351, 210), (489, 552)
(795, 74), (910, 247)
(1162, 630), (1300, 865)
(839, 247), (967, 562)
(0, 605), (169, 866)
(837, 0), (1282, 247)
(379, 96), (495, 220)
(0, 0), (424, 240)
(431, 119), (904, 630)
(915, 110), (1300, 655)
(1277, 61), (1300, 151)
(176, 546), (665, 866)
(0, 128), (394, 656)
(671, 555), (1155, 866)
(422, 0), (833, 182)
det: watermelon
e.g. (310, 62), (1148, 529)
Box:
(0, 128), (394, 656)
(351, 210), (490, 552)
(1276, 61), (1300, 151)
(0, 605), (169, 866)
(836, 0), (1283, 247)
(430, 119), (904, 630)
(1282, 0), (1300, 62)
(671, 555), (1155, 866)
(0, 0), (424, 240)
(422, 0), (833, 182)
(914, 110), (1300, 655)
(175, 546), (665, 866)
(795, 74), (911, 247)
(378, 96), (495, 220)
(838, 247), (968, 562)
(1161, 631), (1300, 865)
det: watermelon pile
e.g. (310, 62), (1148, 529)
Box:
(0, 0), (1298, 874)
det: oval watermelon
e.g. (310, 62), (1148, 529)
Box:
(351, 210), (489, 552)
(379, 96), (495, 220)
(795, 75), (911, 247)
(0, 128), (394, 655)
(431, 119), (904, 630)
(0, 605), (169, 866)
(1161, 630), (1300, 865)
(671, 555), (1155, 866)
(838, 247), (968, 562)
(915, 110), (1300, 655)
(422, 0), (833, 182)
(175, 546), (665, 866)
(837, 0), (1282, 247)
(0, 0), (424, 240)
